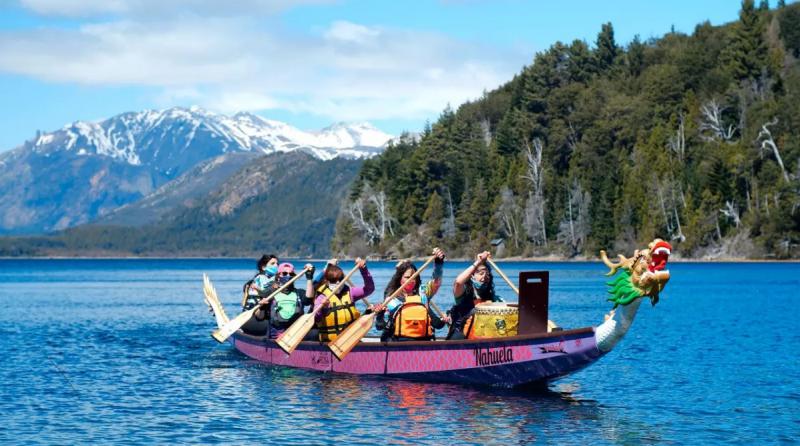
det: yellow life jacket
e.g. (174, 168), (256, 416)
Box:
(392, 295), (434, 340)
(316, 284), (360, 342)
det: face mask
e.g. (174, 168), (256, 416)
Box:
(327, 281), (341, 292)
(278, 275), (293, 285)
(265, 265), (278, 276)
(402, 280), (416, 293)
(471, 279), (488, 292)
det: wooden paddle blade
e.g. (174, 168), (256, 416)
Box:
(276, 313), (315, 355)
(211, 306), (256, 344)
(328, 313), (376, 361)
(203, 274), (229, 327)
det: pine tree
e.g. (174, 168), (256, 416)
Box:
(595, 22), (619, 72)
(728, 0), (769, 82)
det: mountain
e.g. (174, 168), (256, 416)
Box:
(98, 151), (261, 226)
(0, 151), (362, 257)
(0, 107), (392, 234)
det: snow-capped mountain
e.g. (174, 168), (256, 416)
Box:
(28, 107), (392, 168)
(0, 107), (393, 234)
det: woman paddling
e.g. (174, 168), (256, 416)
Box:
(446, 251), (501, 340)
(253, 262), (316, 338)
(243, 254), (279, 311)
(313, 258), (375, 342)
(374, 248), (450, 341)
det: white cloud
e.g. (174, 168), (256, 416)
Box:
(0, 11), (526, 124)
(18, 0), (334, 18)
(323, 20), (380, 44)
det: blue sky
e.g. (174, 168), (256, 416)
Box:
(0, 0), (757, 152)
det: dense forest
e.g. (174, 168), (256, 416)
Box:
(333, 0), (800, 259)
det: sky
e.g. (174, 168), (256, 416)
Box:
(0, 0), (756, 152)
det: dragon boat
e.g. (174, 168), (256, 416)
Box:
(203, 240), (672, 388)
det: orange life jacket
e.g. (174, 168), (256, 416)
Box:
(392, 295), (434, 340)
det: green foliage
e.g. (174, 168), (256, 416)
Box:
(779, 2), (800, 57)
(336, 9), (800, 259)
(727, 0), (769, 82)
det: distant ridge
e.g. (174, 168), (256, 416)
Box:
(0, 106), (393, 234)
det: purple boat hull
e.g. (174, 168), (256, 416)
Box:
(232, 327), (605, 388)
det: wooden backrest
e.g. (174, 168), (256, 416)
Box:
(518, 271), (549, 334)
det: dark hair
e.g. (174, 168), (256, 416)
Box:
(257, 254), (278, 272)
(469, 264), (495, 301)
(384, 261), (420, 298)
(317, 265), (345, 293)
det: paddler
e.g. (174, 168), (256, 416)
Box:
(313, 257), (375, 342)
(446, 251), (500, 340)
(242, 254), (279, 311)
(374, 248), (450, 341)
(252, 262), (316, 338)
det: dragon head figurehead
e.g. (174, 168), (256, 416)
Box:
(600, 239), (672, 308)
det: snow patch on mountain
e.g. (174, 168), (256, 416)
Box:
(23, 107), (394, 166)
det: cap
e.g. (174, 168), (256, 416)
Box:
(278, 262), (295, 274)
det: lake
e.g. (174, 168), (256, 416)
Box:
(1, 259), (798, 444)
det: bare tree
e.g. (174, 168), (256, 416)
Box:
(556, 179), (591, 255)
(720, 200), (741, 228)
(496, 187), (523, 249)
(654, 176), (686, 242)
(668, 112), (686, 162)
(522, 138), (547, 246)
(347, 183), (395, 245)
(757, 118), (790, 182)
(442, 187), (457, 239)
(699, 99), (737, 142)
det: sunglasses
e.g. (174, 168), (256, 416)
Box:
(279, 271), (293, 276)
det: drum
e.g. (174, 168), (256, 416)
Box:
(465, 302), (519, 339)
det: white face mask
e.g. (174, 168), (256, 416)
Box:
(327, 281), (341, 291)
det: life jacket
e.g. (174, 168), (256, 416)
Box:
(270, 289), (303, 326)
(316, 284), (360, 342)
(462, 311), (477, 339)
(391, 295), (434, 340)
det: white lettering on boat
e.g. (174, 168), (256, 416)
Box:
(473, 347), (514, 367)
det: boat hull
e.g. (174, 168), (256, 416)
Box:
(232, 327), (604, 388)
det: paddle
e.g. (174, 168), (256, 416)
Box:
(276, 264), (361, 355)
(211, 267), (310, 343)
(203, 274), (230, 327)
(328, 255), (436, 360)
(429, 300), (448, 324)
(487, 259), (558, 331)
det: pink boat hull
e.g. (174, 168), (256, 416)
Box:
(232, 327), (604, 388)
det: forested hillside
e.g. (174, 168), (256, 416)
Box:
(333, 0), (800, 259)
(0, 152), (361, 257)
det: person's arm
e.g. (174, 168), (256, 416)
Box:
(303, 264), (316, 306)
(453, 251), (490, 300)
(428, 307), (446, 330)
(313, 293), (328, 322)
(348, 260), (375, 301)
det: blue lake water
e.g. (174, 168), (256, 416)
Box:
(1, 259), (798, 444)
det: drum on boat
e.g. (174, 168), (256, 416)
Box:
(464, 302), (519, 339)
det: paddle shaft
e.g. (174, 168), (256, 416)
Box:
(380, 256), (437, 307)
(329, 256), (436, 360)
(275, 264), (362, 354)
(211, 267), (310, 343)
(487, 259), (519, 295)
